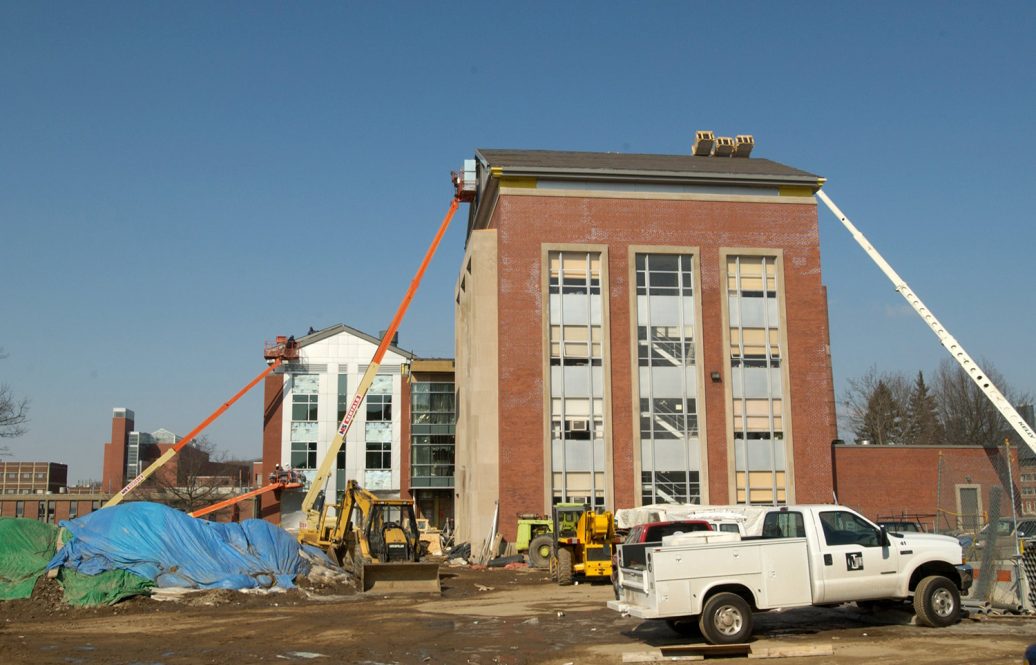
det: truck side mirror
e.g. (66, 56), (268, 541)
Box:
(879, 525), (889, 547)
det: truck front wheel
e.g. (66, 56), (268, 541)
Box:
(913, 575), (960, 627)
(699, 592), (752, 644)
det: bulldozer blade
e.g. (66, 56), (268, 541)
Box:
(361, 562), (441, 594)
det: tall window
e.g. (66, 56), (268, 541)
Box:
(548, 251), (606, 507)
(335, 449), (347, 498)
(411, 381), (456, 488)
(292, 374), (319, 421)
(68, 501), (78, 520)
(290, 374), (319, 469)
(727, 256), (786, 504)
(365, 375), (393, 471)
(15, 500), (23, 517)
(126, 432), (140, 480)
(635, 253), (701, 505)
(337, 373), (349, 423)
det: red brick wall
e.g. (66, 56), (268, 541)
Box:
(260, 373), (284, 522)
(101, 413), (134, 493)
(491, 194), (836, 539)
(832, 445), (1021, 530)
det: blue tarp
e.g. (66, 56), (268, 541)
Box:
(47, 502), (309, 589)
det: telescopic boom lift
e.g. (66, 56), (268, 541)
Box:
(299, 165), (476, 526)
(816, 189), (1036, 456)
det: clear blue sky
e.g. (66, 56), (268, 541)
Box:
(2, 3), (1034, 482)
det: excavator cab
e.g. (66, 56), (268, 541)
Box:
(365, 503), (422, 563)
(298, 480), (440, 594)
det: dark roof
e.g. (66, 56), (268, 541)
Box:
(475, 148), (821, 186)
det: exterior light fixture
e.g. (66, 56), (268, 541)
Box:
(710, 371), (722, 382)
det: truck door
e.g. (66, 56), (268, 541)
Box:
(812, 509), (899, 604)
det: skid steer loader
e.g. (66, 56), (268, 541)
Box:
(297, 480), (440, 593)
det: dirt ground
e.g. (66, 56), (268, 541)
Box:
(0, 565), (1032, 665)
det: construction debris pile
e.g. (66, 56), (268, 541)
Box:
(1, 503), (325, 607)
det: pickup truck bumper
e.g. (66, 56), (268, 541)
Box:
(956, 563), (973, 593)
(607, 599), (660, 619)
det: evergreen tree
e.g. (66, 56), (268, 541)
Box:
(902, 371), (943, 445)
(855, 380), (904, 445)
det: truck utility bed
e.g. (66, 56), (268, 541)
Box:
(611, 534), (813, 619)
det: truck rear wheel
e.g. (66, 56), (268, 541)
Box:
(913, 575), (960, 627)
(556, 547), (574, 586)
(528, 535), (553, 569)
(699, 592), (752, 645)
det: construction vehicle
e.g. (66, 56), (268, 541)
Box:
(817, 191), (1036, 457)
(516, 513), (554, 568)
(297, 480), (440, 593)
(189, 476), (304, 519)
(549, 503), (619, 586)
(297, 167), (474, 537)
(286, 172), (473, 593)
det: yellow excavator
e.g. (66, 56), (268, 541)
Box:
(297, 480), (440, 593)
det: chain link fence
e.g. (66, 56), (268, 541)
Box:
(940, 443), (1034, 612)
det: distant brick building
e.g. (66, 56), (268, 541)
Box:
(99, 408), (255, 520)
(454, 143), (837, 545)
(832, 443), (1023, 532)
(0, 461), (67, 495)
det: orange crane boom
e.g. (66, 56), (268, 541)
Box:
(104, 339), (297, 508)
(188, 479), (303, 519)
(300, 195), (462, 518)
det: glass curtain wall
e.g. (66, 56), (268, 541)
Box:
(290, 374), (319, 469)
(364, 375), (393, 471)
(336, 374), (348, 492)
(548, 251), (606, 507)
(635, 253), (701, 505)
(411, 381), (456, 488)
(727, 256), (786, 504)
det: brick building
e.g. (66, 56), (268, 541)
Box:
(454, 142), (837, 546)
(99, 408), (255, 519)
(832, 443), (1023, 532)
(0, 461), (97, 523)
(0, 461), (67, 495)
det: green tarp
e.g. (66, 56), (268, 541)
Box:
(0, 517), (152, 606)
(0, 516), (57, 600)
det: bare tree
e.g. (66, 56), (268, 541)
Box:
(0, 348), (29, 439)
(933, 358), (1030, 447)
(840, 365), (910, 443)
(146, 435), (235, 513)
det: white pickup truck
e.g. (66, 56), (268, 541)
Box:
(608, 505), (972, 644)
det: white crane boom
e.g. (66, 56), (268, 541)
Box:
(816, 189), (1036, 455)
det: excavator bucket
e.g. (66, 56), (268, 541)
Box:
(360, 561), (441, 594)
